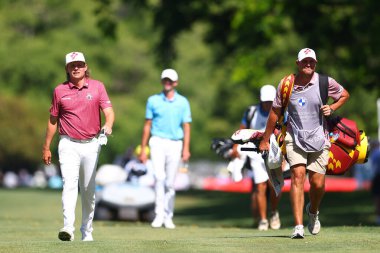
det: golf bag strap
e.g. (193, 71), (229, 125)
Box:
(319, 74), (329, 105)
(244, 105), (257, 128)
(279, 74), (295, 125)
(276, 74), (295, 154)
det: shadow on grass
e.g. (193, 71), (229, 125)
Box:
(175, 189), (376, 228)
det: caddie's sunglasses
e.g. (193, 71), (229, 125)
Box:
(67, 62), (86, 69)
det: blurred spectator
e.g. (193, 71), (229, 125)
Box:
(44, 163), (59, 178)
(113, 147), (134, 168)
(32, 170), (48, 188)
(3, 171), (18, 188)
(18, 169), (33, 187)
(370, 140), (380, 225)
(48, 175), (63, 189)
(125, 145), (154, 187)
(354, 162), (373, 189)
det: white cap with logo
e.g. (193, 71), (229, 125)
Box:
(161, 69), (178, 81)
(297, 48), (317, 62)
(260, 84), (276, 102)
(65, 52), (86, 65)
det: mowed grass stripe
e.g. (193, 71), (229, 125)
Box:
(0, 189), (380, 253)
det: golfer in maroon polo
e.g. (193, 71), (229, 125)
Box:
(42, 52), (114, 242)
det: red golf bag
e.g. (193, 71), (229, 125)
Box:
(326, 116), (369, 175)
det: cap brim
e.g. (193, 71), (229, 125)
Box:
(297, 57), (317, 62)
(161, 77), (177, 81)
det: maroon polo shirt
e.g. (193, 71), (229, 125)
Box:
(50, 78), (112, 140)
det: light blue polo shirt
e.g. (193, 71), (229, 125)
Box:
(145, 91), (192, 140)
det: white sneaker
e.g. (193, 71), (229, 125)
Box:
(151, 216), (164, 228)
(58, 228), (74, 241)
(291, 225), (305, 239)
(82, 233), (93, 242)
(269, 211), (281, 230)
(164, 218), (176, 229)
(258, 219), (269, 231)
(306, 202), (321, 235)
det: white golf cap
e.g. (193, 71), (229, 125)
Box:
(65, 52), (86, 65)
(260, 84), (276, 102)
(161, 69), (178, 81)
(297, 48), (317, 62)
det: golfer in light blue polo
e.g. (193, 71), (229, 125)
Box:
(139, 69), (191, 229)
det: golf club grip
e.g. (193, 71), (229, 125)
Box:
(240, 147), (259, 152)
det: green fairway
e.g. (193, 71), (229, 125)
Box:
(0, 188), (379, 253)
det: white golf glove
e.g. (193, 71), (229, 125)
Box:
(98, 129), (108, 146)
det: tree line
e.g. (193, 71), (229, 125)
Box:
(0, 0), (378, 170)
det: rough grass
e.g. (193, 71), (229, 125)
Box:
(0, 189), (379, 253)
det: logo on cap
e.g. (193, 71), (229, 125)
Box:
(70, 52), (79, 60)
(303, 49), (311, 55)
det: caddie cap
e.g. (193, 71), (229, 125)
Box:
(297, 48), (317, 62)
(65, 52), (86, 65)
(161, 69), (178, 82)
(260, 84), (276, 102)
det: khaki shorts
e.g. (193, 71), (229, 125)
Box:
(284, 133), (329, 175)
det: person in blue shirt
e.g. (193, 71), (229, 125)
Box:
(139, 69), (191, 229)
(233, 85), (282, 231)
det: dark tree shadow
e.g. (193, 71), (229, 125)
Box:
(175, 190), (376, 228)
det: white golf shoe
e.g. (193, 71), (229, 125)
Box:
(164, 218), (176, 229)
(58, 228), (74, 241)
(82, 232), (93, 242)
(151, 216), (164, 228)
(269, 211), (281, 230)
(291, 225), (305, 239)
(306, 202), (321, 235)
(258, 219), (269, 231)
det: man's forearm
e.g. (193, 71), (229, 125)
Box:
(330, 89), (350, 112)
(183, 123), (191, 152)
(103, 107), (115, 130)
(141, 120), (152, 149)
(43, 116), (58, 151)
(262, 108), (280, 141)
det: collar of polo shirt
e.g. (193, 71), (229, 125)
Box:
(161, 91), (177, 102)
(68, 80), (89, 89)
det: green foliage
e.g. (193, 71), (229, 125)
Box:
(0, 0), (379, 170)
(118, 0), (380, 136)
(0, 92), (49, 169)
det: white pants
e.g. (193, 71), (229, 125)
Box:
(149, 136), (183, 219)
(249, 154), (269, 184)
(238, 144), (269, 184)
(58, 136), (100, 235)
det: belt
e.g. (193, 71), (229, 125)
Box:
(61, 135), (95, 143)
